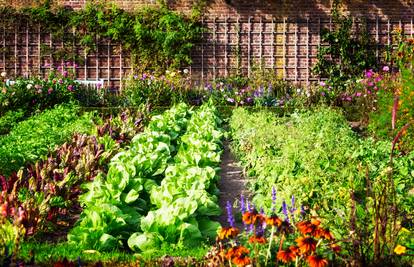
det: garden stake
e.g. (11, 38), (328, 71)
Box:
(264, 225), (275, 266)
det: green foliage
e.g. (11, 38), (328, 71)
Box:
(0, 220), (24, 265)
(0, 109), (26, 135)
(68, 103), (192, 250)
(312, 5), (376, 92)
(0, 104), (94, 175)
(230, 107), (414, 235)
(0, 2), (202, 72)
(134, 103), (223, 252)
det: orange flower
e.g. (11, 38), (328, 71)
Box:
(408, 38), (414, 45)
(266, 215), (282, 227)
(218, 227), (239, 240)
(277, 246), (298, 263)
(320, 228), (334, 240)
(296, 236), (317, 254)
(233, 255), (251, 267)
(297, 220), (320, 236)
(242, 210), (265, 225)
(398, 51), (404, 58)
(307, 255), (328, 267)
(226, 246), (250, 260)
(242, 211), (255, 225)
(248, 234), (267, 244)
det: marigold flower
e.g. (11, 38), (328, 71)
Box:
(296, 236), (317, 254)
(394, 245), (407, 255)
(266, 215), (282, 227)
(218, 227), (239, 240)
(248, 234), (266, 244)
(277, 246), (298, 263)
(307, 255), (328, 267)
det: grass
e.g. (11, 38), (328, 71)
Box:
(17, 241), (209, 266)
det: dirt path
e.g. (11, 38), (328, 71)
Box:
(217, 141), (249, 227)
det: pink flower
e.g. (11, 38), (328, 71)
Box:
(320, 81), (326, 87)
(365, 69), (374, 78)
(48, 88), (53, 94)
(355, 92), (362, 97)
(62, 71), (68, 77)
(382, 66), (390, 72)
(67, 85), (73, 91)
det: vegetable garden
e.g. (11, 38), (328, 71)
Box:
(1, 1), (414, 267)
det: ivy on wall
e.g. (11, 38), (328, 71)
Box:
(0, 0), (203, 72)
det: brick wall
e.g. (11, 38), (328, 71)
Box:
(1, 0), (414, 88)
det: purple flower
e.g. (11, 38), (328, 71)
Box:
(321, 92), (326, 96)
(226, 201), (235, 227)
(67, 85), (73, 91)
(368, 81), (374, 87)
(271, 187), (277, 213)
(290, 195), (297, 216)
(282, 200), (289, 221)
(141, 73), (147, 80)
(319, 81), (326, 87)
(58, 79), (63, 84)
(227, 97), (235, 103)
(62, 71), (68, 77)
(240, 194), (246, 213)
(382, 65), (390, 72)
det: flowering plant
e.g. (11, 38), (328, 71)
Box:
(206, 193), (341, 267)
(0, 62), (79, 115)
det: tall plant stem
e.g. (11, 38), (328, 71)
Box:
(265, 225), (275, 266)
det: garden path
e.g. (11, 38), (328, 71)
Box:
(217, 142), (250, 227)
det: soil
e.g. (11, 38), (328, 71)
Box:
(217, 141), (250, 227)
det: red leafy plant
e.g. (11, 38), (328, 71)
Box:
(0, 110), (144, 237)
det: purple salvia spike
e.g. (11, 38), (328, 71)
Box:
(240, 194), (245, 213)
(282, 200), (289, 222)
(226, 201), (235, 227)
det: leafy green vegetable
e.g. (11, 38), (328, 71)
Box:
(68, 103), (192, 250)
(0, 104), (94, 175)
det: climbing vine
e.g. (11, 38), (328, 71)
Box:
(0, 0), (203, 72)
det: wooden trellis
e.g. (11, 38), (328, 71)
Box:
(0, 16), (412, 88)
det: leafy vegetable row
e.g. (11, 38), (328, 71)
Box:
(128, 103), (224, 253)
(68, 103), (192, 250)
(229, 107), (414, 238)
(0, 104), (94, 176)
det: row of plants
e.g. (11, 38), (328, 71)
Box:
(0, 103), (95, 176)
(67, 103), (192, 250)
(130, 102), (224, 252)
(229, 107), (414, 265)
(0, 109), (146, 265)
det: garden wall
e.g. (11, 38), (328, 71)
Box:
(1, 0), (414, 88)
